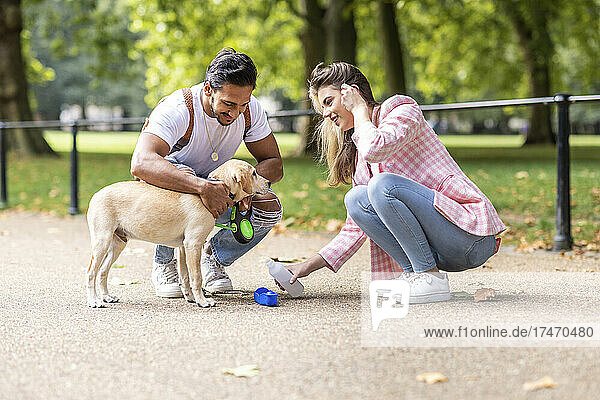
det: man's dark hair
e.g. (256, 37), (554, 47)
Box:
(205, 47), (257, 90)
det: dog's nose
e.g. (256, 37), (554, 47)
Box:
(267, 181), (271, 188)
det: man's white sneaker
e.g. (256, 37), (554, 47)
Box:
(151, 260), (183, 298)
(407, 272), (451, 304)
(201, 251), (233, 293)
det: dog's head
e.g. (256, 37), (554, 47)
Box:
(208, 159), (271, 202)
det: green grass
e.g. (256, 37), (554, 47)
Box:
(4, 133), (600, 249)
(43, 130), (301, 156)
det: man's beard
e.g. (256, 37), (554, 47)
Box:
(211, 98), (235, 126)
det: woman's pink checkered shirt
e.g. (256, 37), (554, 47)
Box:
(317, 95), (506, 280)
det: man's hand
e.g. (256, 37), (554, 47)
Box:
(238, 195), (253, 212)
(198, 180), (234, 218)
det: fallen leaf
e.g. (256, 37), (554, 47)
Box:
(325, 219), (344, 232)
(221, 364), (260, 378)
(292, 191), (308, 199)
(271, 224), (287, 234)
(109, 278), (141, 286)
(270, 257), (303, 263)
(473, 288), (496, 302)
(514, 171), (529, 179)
(452, 291), (472, 298)
(416, 372), (448, 384)
(316, 180), (329, 189)
(523, 376), (558, 391)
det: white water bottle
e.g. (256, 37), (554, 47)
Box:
(266, 259), (304, 297)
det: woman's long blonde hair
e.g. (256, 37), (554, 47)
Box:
(308, 62), (378, 186)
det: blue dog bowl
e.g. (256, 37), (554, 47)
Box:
(254, 287), (278, 306)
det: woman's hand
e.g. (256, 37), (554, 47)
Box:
(340, 84), (371, 128)
(340, 84), (367, 114)
(274, 254), (330, 289)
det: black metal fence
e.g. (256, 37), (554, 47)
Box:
(1, 93), (599, 251)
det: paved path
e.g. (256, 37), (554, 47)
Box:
(1, 211), (599, 399)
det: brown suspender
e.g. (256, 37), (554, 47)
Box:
(168, 87), (195, 154)
(164, 87), (252, 155)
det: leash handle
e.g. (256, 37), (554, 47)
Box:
(214, 202), (255, 244)
(215, 223), (235, 232)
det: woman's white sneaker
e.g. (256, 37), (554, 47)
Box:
(397, 271), (415, 281)
(407, 272), (451, 304)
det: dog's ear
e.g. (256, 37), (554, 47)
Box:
(239, 168), (254, 195)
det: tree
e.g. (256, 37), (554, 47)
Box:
(495, 0), (554, 144)
(0, 0), (55, 155)
(376, 0), (407, 96)
(24, 0), (149, 120)
(397, 0), (600, 144)
(325, 0), (357, 65)
(286, 0), (327, 156)
(285, 0), (359, 155)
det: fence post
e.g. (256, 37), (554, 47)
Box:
(0, 123), (7, 209)
(69, 121), (80, 215)
(552, 94), (573, 251)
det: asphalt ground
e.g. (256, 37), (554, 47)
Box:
(1, 211), (599, 399)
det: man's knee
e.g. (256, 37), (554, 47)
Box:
(252, 192), (282, 227)
(252, 192), (281, 212)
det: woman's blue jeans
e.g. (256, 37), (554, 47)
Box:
(345, 173), (496, 272)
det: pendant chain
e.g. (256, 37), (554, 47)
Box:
(202, 107), (227, 161)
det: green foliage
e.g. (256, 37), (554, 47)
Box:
(20, 29), (55, 85)
(128, 0), (305, 105)
(23, 0), (149, 118)
(394, 0), (599, 103)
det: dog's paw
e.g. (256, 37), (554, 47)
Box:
(102, 294), (119, 303)
(183, 292), (195, 303)
(87, 299), (106, 308)
(196, 297), (216, 308)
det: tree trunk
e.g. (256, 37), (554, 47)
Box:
(0, 0), (56, 155)
(295, 0), (327, 157)
(325, 0), (357, 64)
(498, 0), (554, 145)
(377, 0), (407, 96)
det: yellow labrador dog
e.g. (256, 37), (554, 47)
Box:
(86, 159), (270, 309)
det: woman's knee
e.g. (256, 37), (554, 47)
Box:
(368, 173), (404, 204)
(368, 173), (431, 209)
(344, 185), (370, 220)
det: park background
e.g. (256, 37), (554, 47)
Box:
(1, 0), (599, 251)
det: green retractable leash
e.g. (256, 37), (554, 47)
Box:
(215, 201), (254, 244)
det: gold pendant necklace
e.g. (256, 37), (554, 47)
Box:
(203, 110), (226, 162)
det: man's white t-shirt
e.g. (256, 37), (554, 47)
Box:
(142, 84), (272, 177)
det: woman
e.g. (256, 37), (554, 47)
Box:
(285, 62), (506, 304)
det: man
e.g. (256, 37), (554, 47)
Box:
(131, 48), (283, 297)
